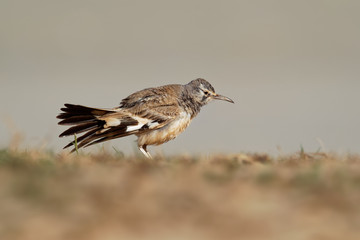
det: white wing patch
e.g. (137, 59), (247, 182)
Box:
(104, 113), (165, 133)
(147, 121), (160, 129)
(124, 114), (158, 132)
(126, 124), (144, 132)
(126, 120), (159, 132)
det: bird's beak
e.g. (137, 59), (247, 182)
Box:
(213, 94), (234, 103)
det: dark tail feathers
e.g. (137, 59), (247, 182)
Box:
(57, 104), (115, 152)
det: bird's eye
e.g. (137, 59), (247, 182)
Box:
(203, 90), (209, 95)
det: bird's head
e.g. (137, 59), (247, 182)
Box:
(186, 78), (234, 106)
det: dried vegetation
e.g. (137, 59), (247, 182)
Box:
(1, 148), (360, 240)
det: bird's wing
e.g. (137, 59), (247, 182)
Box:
(115, 85), (184, 131)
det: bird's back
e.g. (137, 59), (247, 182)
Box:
(119, 84), (183, 111)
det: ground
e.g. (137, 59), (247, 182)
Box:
(1, 148), (360, 240)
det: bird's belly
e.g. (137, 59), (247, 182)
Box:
(138, 113), (191, 146)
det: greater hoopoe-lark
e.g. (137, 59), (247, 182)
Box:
(57, 78), (234, 158)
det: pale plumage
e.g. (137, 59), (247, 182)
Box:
(57, 78), (234, 158)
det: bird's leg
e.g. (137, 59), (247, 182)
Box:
(139, 145), (152, 159)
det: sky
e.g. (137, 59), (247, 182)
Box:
(1, 0), (360, 156)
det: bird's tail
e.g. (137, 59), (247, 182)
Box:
(57, 103), (134, 152)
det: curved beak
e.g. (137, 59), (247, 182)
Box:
(213, 94), (234, 103)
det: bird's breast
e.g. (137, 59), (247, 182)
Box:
(137, 112), (192, 146)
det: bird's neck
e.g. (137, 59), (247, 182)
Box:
(179, 86), (202, 118)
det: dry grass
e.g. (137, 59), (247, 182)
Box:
(1, 148), (360, 240)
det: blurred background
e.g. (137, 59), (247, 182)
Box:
(1, 0), (359, 155)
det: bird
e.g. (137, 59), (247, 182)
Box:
(57, 78), (234, 158)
